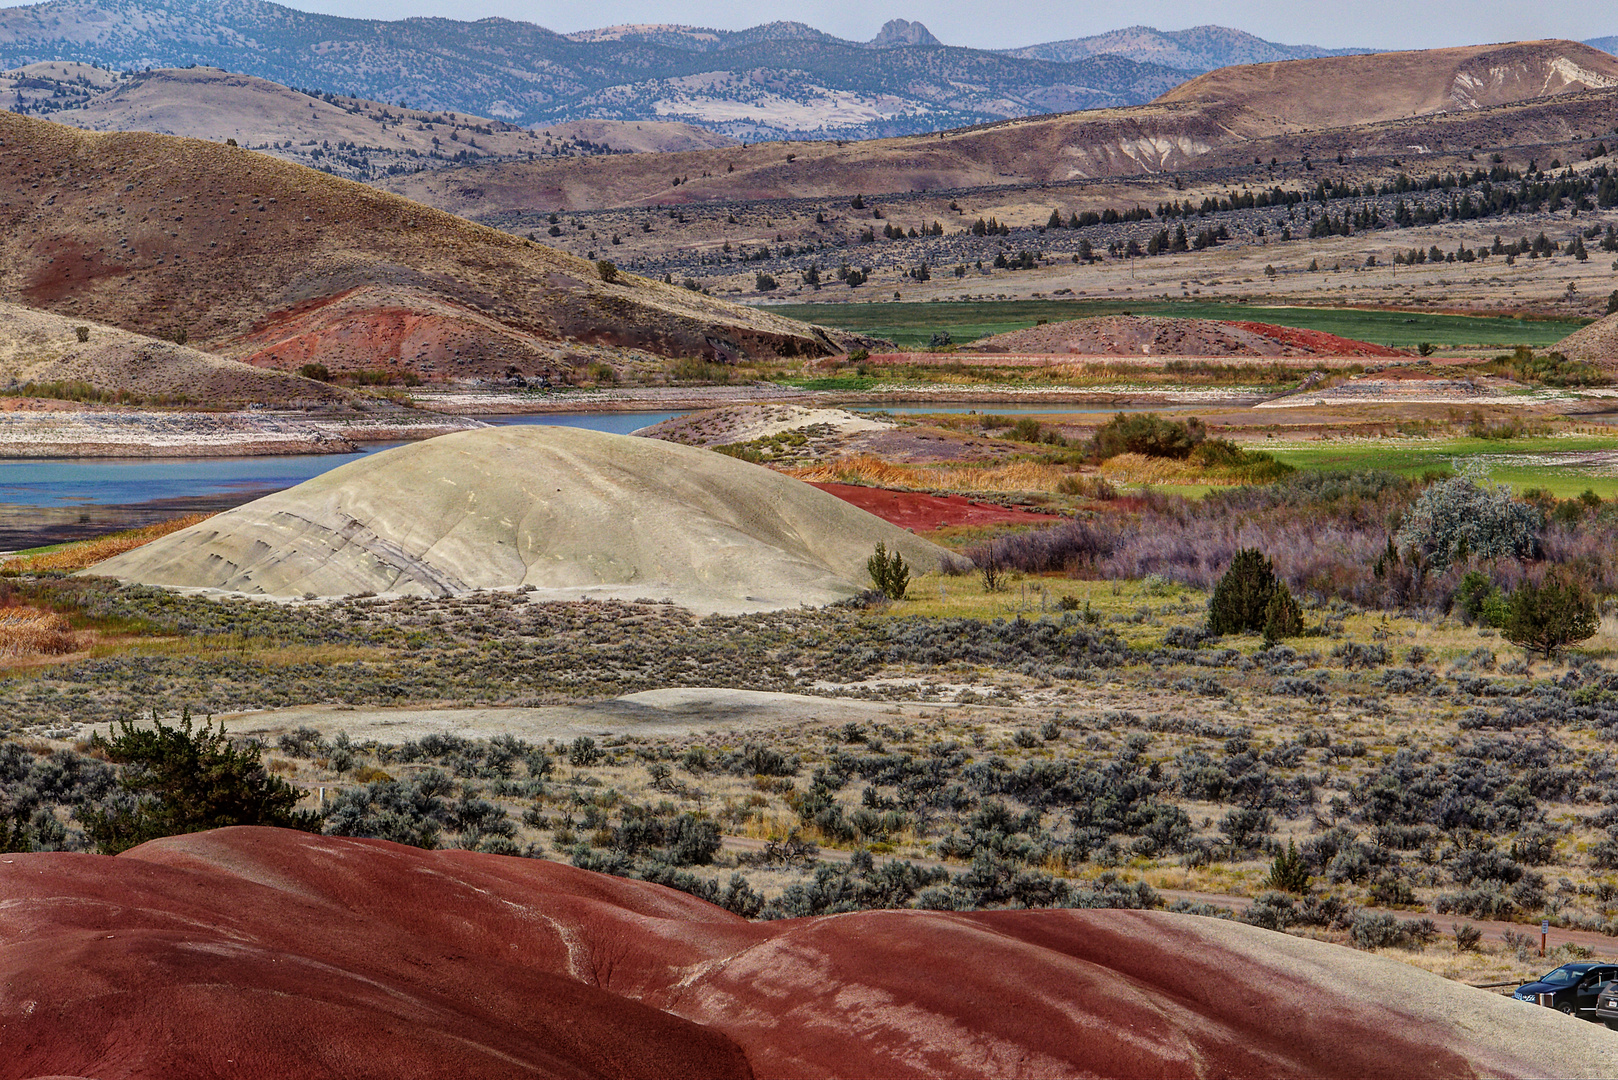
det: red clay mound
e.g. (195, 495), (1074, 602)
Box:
(3, 828), (1613, 1080)
(1226, 321), (1407, 357)
(965, 315), (1407, 358)
(808, 481), (1062, 531)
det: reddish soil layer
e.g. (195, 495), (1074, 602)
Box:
(1226, 321), (1408, 357)
(1, 828), (1608, 1080)
(809, 481), (1061, 531)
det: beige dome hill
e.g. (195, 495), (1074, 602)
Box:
(1555, 311), (1618, 361)
(88, 426), (949, 612)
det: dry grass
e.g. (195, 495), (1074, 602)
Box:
(0, 607), (76, 657)
(1098, 453), (1247, 486)
(788, 454), (1070, 493)
(3, 513), (212, 573)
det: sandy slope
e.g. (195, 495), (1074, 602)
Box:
(88, 425), (949, 611)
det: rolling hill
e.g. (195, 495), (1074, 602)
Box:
(0, 111), (856, 382)
(1155, 39), (1618, 135)
(0, 0), (1191, 140)
(0, 299), (353, 406)
(0, 64), (736, 184)
(377, 39), (1618, 215)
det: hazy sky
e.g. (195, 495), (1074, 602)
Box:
(275, 0), (1615, 50)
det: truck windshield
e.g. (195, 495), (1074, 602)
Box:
(1539, 967), (1581, 985)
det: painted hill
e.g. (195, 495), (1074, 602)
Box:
(0, 111), (854, 382)
(0, 0), (1191, 140)
(0, 64), (736, 183)
(4, 826), (1615, 1079)
(380, 39), (1618, 215)
(0, 299), (355, 406)
(89, 425), (950, 611)
(1156, 39), (1618, 135)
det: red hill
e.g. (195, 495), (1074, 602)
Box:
(1, 827), (1611, 1079)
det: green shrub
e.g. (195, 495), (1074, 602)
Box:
(867, 542), (910, 601)
(595, 259), (618, 283)
(298, 362), (332, 382)
(1503, 574), (1599, 659)
(1266, 839), (1311, 893)
(81, 709), (317, 854)
(1262, 585), (1304, 642)
(1208, 548), (1285, 636)
(73, 325), (89, 343)
(1087, 412), (1206, 461)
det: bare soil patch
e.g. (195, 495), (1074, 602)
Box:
(809, 481), (1063, 532)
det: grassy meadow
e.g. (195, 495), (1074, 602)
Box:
(766, 299), (1591, 350)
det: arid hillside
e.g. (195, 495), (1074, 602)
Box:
(1, 64), (735, 183)
(1157, 40), (1618, 136)
(377, 40), (1618, 217)
(6, 827), (1614, 1080)
(0, 299), (352, 406)
(0, 112), (856, 382)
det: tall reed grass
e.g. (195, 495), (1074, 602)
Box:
(0, 607), (76, 656)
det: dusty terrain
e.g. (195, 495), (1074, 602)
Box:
(0, 112), (860, 385)
(5, 826), (1614, 1080)
(91, 425), (948, 610)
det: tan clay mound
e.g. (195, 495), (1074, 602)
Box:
(967, 314), (1403, 357)
(0, 112), (855, 381)
(0, 300), (351, 406)
(1555, 311), (1618, 362)
(4, 827), (1615, 1080)
(88, 425), (948, 610)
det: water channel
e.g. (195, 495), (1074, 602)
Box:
(0, 403), (1128, 550)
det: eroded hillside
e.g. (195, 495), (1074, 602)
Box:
(0, 112), (855, 381)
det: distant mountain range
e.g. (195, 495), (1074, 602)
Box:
(0, 1), (1330, 141)
(0, 1), (1608, 142)
(1001, 24), (1371, 68)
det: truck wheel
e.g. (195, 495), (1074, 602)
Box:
(1606, 1020), (1618, 1031)
(1559, 1003), (1576, 1016)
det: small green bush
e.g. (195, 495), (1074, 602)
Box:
(1265, 839), (1311, 893)
(867, 542), (910, 601)
(1503, 574), (1599, 659)
(1087, 412), (1206, 461)
(1208, 548), (1288, 636)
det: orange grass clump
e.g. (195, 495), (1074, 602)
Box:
(0, 607), (76, 657)
(787, 455), (1070, 494)
(3, 513), (214, 573)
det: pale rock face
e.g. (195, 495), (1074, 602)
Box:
(89, 425), (950, 612)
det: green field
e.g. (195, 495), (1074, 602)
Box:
(763, 300), (1589, 351)
(1270, 436), (1618, 498)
